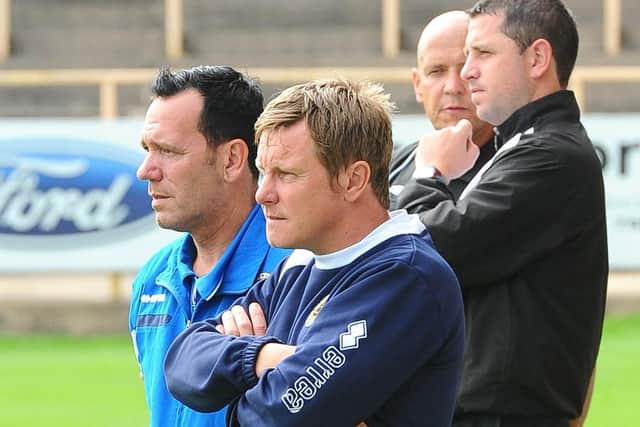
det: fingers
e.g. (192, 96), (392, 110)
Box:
(232, 305), (255, 335)
(217, 303), (268, 337)
(468, 139), (480, 162)
(455, 118), (472, 132)
(456, 120), (480, 158)
(249, 302), (268, 336)
(455, 120), (480, 161)
(219, 306), (253, 336)
(220, 309), (241, 336)
(414, 132), (440, 169)
(414, 119), (477, 179)
(455, 119), (474, 147)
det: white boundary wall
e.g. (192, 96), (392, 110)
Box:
(0, 117), (637, 304)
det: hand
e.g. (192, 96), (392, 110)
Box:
(255, 343), (296, 377)
(216, 302), (267, 336)
(415, 119), (479, 180)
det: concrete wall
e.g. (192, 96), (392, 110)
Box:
(0, 271), (637, 335)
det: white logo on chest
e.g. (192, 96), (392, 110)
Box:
(140, 293), (166, 303)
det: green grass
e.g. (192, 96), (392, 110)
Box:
(0, 335), (148, 427)
(0, 314), (638, 426)
(585, 313), (640, 426)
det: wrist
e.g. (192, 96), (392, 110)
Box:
(243, 335), (280, 385)
(256, 343), (296, 378)
(412, 165), (449, 185)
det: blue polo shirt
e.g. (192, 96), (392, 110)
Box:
(129, 204), (291, 427)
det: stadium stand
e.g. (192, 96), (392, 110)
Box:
(1, 0), (640, 116)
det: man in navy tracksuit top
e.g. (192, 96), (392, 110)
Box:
(164, 79), (464, 426)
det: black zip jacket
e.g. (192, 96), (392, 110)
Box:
(389, 136), (496, 204)
(396, 90), (608, 418)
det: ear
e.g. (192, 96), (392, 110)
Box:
(222, 139), (249, 182)
(412, 68), (423, 103)
(527, 38), (553, 80)
(340, 161), (371, 203)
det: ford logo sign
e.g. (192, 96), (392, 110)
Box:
(0, 138), (155, 248)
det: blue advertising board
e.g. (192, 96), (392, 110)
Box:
(0, 119), (178, 271)
(0, 116), (637, 270)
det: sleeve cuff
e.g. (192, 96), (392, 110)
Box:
(241, 335), (281, 387)
(412, 165), (450, 185)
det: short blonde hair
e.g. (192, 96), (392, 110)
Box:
(255, 79), (395, 208)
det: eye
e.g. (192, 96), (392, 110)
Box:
(279, 171), (297, 181)
(154, 144), (180, 157)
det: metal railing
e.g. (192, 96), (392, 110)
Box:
(0, 0), (9, 62)
(0, 67), (412, 118)
(603, 0), (622, 56)
(569, 66), (640, 108)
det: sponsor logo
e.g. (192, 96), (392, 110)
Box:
(0, 138), (154, 248)
(281, 320), (368, 414)
(140, 293), (166, 303)
(281, 345), (346, 414)
(339, 320), (367, 350)
(304, 295), (328, 327)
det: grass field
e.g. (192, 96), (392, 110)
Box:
(0, 335), (148, 427)
(584, 313), (640, 427)
(0, 314), (638, 427)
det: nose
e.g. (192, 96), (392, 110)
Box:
(461, 56), (477, 82)
(136, 153), (161, 181)
(444, 69), (466, 94)
(255, 173), (277, 206)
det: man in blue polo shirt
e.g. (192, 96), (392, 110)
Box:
(129, 65), (290, 427)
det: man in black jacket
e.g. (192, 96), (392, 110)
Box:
(389, 11), (495, 203)
(394, 1), (608, 426)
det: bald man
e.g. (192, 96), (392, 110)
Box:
(389, 11), (495, 203)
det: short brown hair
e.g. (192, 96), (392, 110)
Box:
(255, 79), (395, 208)
(468, 0), (578, 88)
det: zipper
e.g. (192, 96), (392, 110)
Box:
(186, 274), (223, 328)
(190, 281), (198, 314)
